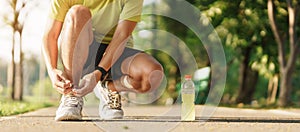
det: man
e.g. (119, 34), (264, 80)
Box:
(42, 0), (164, 121)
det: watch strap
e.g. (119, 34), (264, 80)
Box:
(95, 66), (109, 81)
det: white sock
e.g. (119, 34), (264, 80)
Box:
(123, 75), (134, 89)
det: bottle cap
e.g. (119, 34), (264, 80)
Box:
(184, 75), (192, 79)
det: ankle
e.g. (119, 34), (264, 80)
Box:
(105, 81), (117, 92)
(101, 81), (117, 92)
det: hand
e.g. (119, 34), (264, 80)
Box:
(49, 69), (73, 94)
(73, 71), (98, 97)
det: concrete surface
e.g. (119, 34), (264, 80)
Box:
(1, 105), (300, 132)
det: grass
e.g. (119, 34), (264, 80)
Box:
(0, 96), (57, 117)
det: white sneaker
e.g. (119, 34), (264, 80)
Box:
(94, 82), (124, 119)
(55, 95), (83, 121)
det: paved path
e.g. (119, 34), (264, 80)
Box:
(1, 105), (300, 132)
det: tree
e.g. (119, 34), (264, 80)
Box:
(3, 0), (32, 100)
(199, 0), (274, 104)
(267, 0), (300, 106)
(136, 0), (209, 103)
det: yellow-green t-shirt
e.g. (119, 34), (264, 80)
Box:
(49, 0), (143, 45)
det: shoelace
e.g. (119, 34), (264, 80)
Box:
(64, 96), (82, 107)
(101, 81), (122, 110)
(107, 90), (122, 110)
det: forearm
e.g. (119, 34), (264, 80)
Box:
(42, 19), (63, 72)
(42, 34), (58, 72)
(95, 20), (137, 82)
(98, 33), (129, 70)
(94, 32), (129, 81)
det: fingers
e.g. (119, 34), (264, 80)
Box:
(73, 89), (85, 97)
(51, 69), (74, 94)
(73, 87), (94, 97)
(54, 80), (72, 89)
(73, 87), (90, 97)
(73, 78), (96, 97)
(78, 79), (86, 88)
(54, 77), (73, 94)
(55, 86), (73, 95)
(56, 73), (72, 86)
(73, 80), (88, 97)
(52, 69), (72, 85)
(53, 79), (73, 94)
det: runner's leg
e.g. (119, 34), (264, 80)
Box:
(109, 53), (164, 93)
(59, 5), (93, 88)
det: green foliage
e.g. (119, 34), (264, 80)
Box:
(0, 100), (53, 116)
(224, 60), (239, 97)
(31, 77), (60, 101)
(291, 63), (300, 105)
(141, 1), (211, 104)
(198, 0), (281, 104)
(0, 76), (58, 117)
(0, 77), (57, 117)
(253, 75), (269, 100)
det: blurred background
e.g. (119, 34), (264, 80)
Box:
(1, 0), (300, 116)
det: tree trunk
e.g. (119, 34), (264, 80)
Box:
(14, 52), (23, 101)
(10, 31), (23, 101)
(267, 0), (300, 107)
(278, 69), (293, 106)
(9, 30), (16, 100)
(8, 54), (15, 99)
(236, 64), (259, 104)
(236, 47), (258, 104)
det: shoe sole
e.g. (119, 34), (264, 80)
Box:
(55, 114), (82, 121)
(100, 115), (123, 120)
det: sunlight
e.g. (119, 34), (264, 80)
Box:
(14, 32), (21, 63)
(0, 1), (49, 63)
(0, 1), (12, 62)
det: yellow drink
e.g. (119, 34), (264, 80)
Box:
(181, 93), (195, 121)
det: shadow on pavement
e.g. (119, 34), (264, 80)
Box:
(19, 115), (300, 123)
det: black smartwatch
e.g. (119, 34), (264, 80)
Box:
(95, 66), (109, 81)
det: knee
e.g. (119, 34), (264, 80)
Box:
(138, 63), (164, 93)
(146, 63), (164, 78)
(66, 5), (91, 23)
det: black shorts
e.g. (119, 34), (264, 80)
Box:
(82, 40), (141, 80)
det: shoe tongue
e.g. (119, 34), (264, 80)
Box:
(65, 97), (79, 107)
(64, 93), (75, 97)
(110, 91), (118, 94)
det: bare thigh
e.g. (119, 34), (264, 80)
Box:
(121, 53), (164, 93)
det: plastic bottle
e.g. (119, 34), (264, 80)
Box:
(181, 75), (195, 121)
